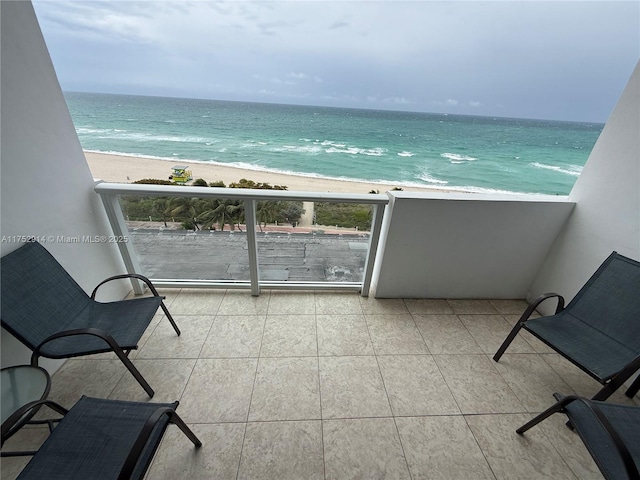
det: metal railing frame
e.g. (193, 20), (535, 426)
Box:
(94, 181), (389, 296)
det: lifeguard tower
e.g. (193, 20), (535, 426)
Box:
(169, 165), (193, 184)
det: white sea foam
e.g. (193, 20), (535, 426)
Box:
(417, 173), (449, 185)
(397, 151), (415, 157)
(148, 134), (212, 143)
(441, 152), (477, 162)
(272, 145), (323, 154)
(77, 127), (113, 135)
(281, 139), (388, 157)
(323, 145), (386, 156)
(531, 162), (582, 176)
(363, 148), (386, 156)
(81, 128), (216, 144)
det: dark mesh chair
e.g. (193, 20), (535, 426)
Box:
(1, 241), (181, 397)
(517, 395), (640, 480)
(494, 252), (640, 401)
(4, 396), (201, 480)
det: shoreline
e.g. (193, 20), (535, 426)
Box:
(84, 151), (450, 194)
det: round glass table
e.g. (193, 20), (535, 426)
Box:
(1, 365), (51, 443)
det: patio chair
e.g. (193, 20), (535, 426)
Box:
(1, 241), (181, 398)
(3, 396), (201, 480)
(517, 394), (640, 480)
(493, 251), (640, 401)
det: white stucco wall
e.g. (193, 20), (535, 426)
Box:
(1, 2), (131, 370)
(372, 192), (575, 298)
(528, 62), (640, 315)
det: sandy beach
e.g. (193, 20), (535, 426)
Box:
(85, 151), (442, 194)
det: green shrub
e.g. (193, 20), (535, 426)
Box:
(120, 177), (305, 229)
(315, 203), (372, 230)
(133, 178), (176, 185)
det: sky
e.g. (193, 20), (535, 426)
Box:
(32, 1), (639, 122)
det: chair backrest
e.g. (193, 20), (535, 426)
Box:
(1, 242), (91, 349)
(567, 252), (640, 352)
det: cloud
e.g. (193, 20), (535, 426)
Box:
(367, 96), (411, 106)
(32, 0), (640, 121)
(287, 72), (309, 80)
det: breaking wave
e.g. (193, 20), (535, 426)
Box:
(441, 152), (478, 163)
(531, 162), (582, 177)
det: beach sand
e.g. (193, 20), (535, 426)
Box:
(85, 151), (441, 194)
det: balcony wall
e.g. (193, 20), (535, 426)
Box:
(372, 192), (574, 299)
(1, 2), (131, 369)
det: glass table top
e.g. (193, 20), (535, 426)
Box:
(1, 365), (51, 425)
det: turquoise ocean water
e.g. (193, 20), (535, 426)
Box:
(65, 91), (604, 195)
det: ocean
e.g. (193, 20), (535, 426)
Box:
(64, 91), (603, 195)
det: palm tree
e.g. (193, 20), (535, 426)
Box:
(256, 200), (280, 231)
(151, 197), (173, 227)
(197, 198), (243, 231)
(168, 197), (201, 230)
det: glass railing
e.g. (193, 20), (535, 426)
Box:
(94, 182), (388, 296)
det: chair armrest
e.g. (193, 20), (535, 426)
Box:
(117, 404), (201, 480)
(33, 327), (125, 360)
(91, 273), (163, 300)
(493, 293), (565, 361)
(519, 292), (565, 323)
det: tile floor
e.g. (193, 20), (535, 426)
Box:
(3, 290), (639, 479)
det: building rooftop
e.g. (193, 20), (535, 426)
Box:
(4, 289), (637, 479)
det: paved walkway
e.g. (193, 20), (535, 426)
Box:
(127, 224), (370, 282)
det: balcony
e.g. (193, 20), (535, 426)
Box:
(1, 3), (639, 479)
(3, 289), (638, 479)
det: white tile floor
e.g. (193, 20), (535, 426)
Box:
(3, 290), (639, 479)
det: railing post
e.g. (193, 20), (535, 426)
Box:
(96, 184), (145, 295)
(361, 203), (385, 297)
(244, 199), (260, 296)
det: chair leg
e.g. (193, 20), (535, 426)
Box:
(493, 322), (524, 361)
(112, 348), (155, 398)
(591, 374), (635, 401)
(625, 375), (640, 399)
(516, 395), (577, 434)
(160, 300), (181, 336)
(169, 411), (202, 448)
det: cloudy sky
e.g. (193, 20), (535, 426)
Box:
(33, 1), (639, 122)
